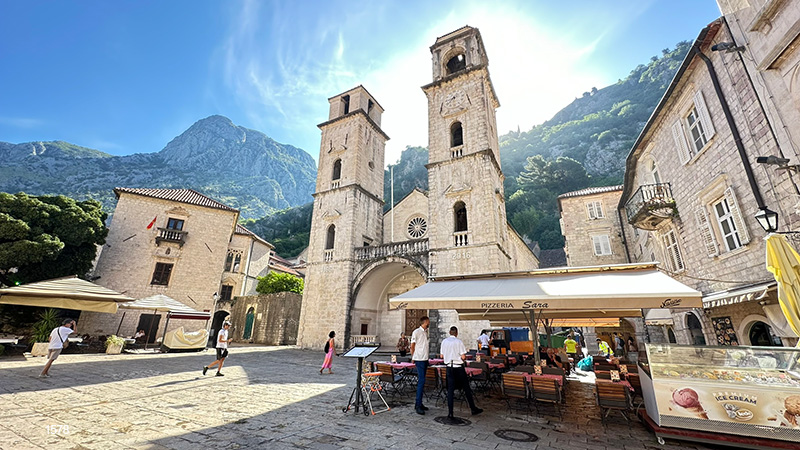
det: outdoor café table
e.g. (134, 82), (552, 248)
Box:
(596, 378), (634, 392)
(507, 356), (517, 364)
(434, 365), (482, 377)
(379, 361), (415, 370)
(487, 362), (505, 370)
(508, 371), (564, 387)
(429, 358), (444, 365)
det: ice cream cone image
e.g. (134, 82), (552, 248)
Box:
(672, 388), (708, 420)
(784, 395), (800, 427)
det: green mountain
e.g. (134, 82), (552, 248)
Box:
(251, 41), (691, 256)
(0, 115), (317, 219)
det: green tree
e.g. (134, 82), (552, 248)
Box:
(0, 192), (108, 285)
(256, 271), (304, 295)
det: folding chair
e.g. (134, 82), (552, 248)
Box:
(375, 363), (405, 397)
(596, 381), (633, 424)
(530, 377), (562, 419)
(466, 361), (492, 394)
(501, 372), (530, 415)
(423, 365), (440, 401)
(361, 371), (390, 415)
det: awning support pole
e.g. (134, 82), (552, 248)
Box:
(526, 310), (541, 366)
(160, 313), (172, 350)
(641, 309), (651, 344)
(115, 311), (127, 336)
(145, 308), (157, 350)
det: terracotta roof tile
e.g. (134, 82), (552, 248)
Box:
(558, 185), (623, 199)
(114, 188), (238, 212)
(234, 224), (274, 248)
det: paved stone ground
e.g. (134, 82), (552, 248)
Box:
(0, 346), (719, 450)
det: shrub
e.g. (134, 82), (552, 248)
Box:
(31, 308), (61, 343)
(256, 272), (304, 295)
(105, 335), (125, 349)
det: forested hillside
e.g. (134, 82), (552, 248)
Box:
(248, 41), (692, 256)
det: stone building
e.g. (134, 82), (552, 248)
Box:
(81, 188), (299, 343)
(298, 26), (538, 351)
(558, 18), (799, 350)
(557, 185), (627, 267)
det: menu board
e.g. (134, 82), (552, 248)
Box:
(712, 317), (739, 346)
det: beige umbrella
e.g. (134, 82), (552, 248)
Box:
(0, 276), (134, 313)
(119, 294), (210, 349)
(765, 234), (800, 343)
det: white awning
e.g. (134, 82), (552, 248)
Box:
(120, 294), (210, 319)
(644, 308), (674, 325)
(702, 281), (776, 308)
(0, 276), (134, 313)
(389, 263), (702, 312)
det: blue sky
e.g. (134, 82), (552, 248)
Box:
(0, 1), (721, 165)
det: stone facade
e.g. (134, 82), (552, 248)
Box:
(298, 27), (539, 352)
(229, 292), (302, 345)
(221, 227), (274, 299)
(81, 190), (239, 337)
(558, 186), (628, 267)
(614, 19), (798, 348)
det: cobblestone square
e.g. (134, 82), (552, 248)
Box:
(1, 346), (715, 450)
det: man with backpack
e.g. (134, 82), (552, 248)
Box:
(39, 318), (76, 378)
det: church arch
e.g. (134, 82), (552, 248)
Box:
(454, 201), (468, 232)
(445, 51), (466, 75)
(451, 121), (463, 147)
(332, 159), (342, 181)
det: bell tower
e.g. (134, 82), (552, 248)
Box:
(422, 26), (511, 277)
(297, 85), (388, 349)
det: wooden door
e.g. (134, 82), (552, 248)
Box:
(404, 309), (427, 337)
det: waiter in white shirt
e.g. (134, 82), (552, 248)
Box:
(440, 326), (482, 420)
(476, 331), (490, 355)
(410, 316), (430, 415)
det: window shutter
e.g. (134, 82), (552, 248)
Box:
(693, 90), (716, 139)
(724, 187), (751, 245)
(694, 206), (719, 257)
(601, 235), (612, 255)
(587, 203), (596, 219)
(592, 236), (602, 255)
(671, 120), (692, 164)
(596, 201), (604, 218)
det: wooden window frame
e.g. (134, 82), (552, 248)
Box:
(151, 262), (174, 286)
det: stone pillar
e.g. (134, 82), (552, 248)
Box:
(582, 327), (598, 354)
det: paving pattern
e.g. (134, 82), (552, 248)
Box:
(0, 346), (719, 449)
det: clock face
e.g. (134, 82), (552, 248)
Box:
(444, 89), (466, 109)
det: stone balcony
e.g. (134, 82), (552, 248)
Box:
(624, 183), (677, 230)
(350, 334), (379, 347)
(354, 239), (429, 261)
(155, 227), (187, 247)
(453, 231), (470, 247)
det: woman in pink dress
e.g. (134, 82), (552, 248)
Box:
(320, 331), (335, 374)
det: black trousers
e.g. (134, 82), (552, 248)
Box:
(446, 366), (477, 416)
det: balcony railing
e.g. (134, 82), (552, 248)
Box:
(323, 249), (334, 262)
(155, 227), (187, 247)
(350, 334), (379, 346)
(624, 183), (677, 231)
(451, 146), (463, 158)
(354, 239), (428, 261)
(453, 231), (470, 247)
(331, 179), (340, 189)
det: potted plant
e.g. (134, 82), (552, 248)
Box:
(105, 335), (125, 354)
(31, 309), (61, 357)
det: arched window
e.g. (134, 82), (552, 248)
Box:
(450, 122), (463, 147)
(454, 201), (468, 232)
(332, 159), (342, 181)
(748, 321), (782, 346)
(667, 327), (677, 343)
(325, 224), (336, 250)
(446, 53), (466, 75)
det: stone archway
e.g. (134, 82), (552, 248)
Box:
(347, 257), (428, 347)
(210, 310), (230, 347)
(738, 314), (783, 346)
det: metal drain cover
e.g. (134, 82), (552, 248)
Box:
(434, 416), (471, 426)
(494, 429), (539, 442)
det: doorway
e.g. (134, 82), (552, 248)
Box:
(243, 307), (255, 341)
(404, 309), (427, 337)
(687, 313), (706, 345)
(748, 321), (782, 346)
(210, 310), (229, 347)
(136, 314), (161, 344)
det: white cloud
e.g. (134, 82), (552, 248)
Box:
(0, 116), (43, 129)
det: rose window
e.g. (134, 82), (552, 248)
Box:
(407, 217), (428, 239)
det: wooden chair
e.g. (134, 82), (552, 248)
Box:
(516, 365), (534, 374)
(596, 381), (632, 424)
(375, 363), (405, 397)
(396, 356), (412, 363)
(542, 366), (567, 388)
(595, 362), (617, 372)
(423, 365), (439, 401)
(626, 374), (644, 410)
(467, 361), (492, 393)
(595, 370), (612, 380)
(501, 372), (530, 415)
(529, 377), (562, 418)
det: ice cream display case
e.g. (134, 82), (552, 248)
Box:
(642, 343), (800, 443)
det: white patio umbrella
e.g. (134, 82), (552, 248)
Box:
(118, 294), (210, 349)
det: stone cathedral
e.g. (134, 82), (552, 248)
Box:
(297, 26), (538, 350)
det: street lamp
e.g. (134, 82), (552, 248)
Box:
(755, 206), (779, 233)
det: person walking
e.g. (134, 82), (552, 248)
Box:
(627, 336), (638, 362)
(476, 330), (490, 355)
(441, 326), (482, 421)
(613, 332), (625, 357)
(410, 316), (430, 415)
(203, 321), (233, 377)
(39, 318), (75, 378)
(563, 334), (578, 370)
(320, 331), (335, 374)
(396, 333), (410, 357)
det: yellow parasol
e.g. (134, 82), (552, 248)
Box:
(765, 234), (800, 344)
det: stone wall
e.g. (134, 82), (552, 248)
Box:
(229, 292), (302, 345)
(383, 189), (428, 243)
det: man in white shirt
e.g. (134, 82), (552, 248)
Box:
(410, 316), (430, 415)
(39, 318), (76, 378)
(203, 321), (233, 377)
(440, 326), (482, 420)
(476, 331), (490, 354)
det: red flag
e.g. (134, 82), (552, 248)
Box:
(146, 216), (157, 230)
